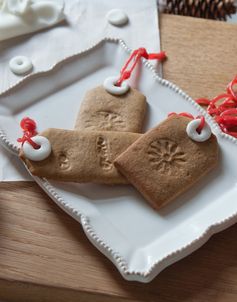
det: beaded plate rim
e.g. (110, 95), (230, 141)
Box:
(0, 38), (236, 283)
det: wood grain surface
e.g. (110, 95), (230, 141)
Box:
(1, 14), (237, 302)
(162, 14), (237, 99)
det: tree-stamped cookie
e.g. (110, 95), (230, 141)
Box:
(114, 114), (219, 210)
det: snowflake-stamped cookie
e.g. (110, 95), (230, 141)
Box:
(114, 114), (219, 210)
(75, 85), (146, 132)
(75, 48), (166, 133)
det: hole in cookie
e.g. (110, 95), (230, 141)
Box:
(17, 60), (23, 65)
(31, 141), (41, 150)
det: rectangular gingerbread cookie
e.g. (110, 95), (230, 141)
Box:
(114, 115), (219, 209)
(20, 128), (141, 184)
(74, 85), (147, 132)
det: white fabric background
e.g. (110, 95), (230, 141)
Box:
(0, 0), (161, 181)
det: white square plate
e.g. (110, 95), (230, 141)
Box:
(0, 39), (237, 282)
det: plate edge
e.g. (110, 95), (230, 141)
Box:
(0, 37), (237, 282)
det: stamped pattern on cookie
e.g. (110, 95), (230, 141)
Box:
(85, 111), (126, 131)
(147, 139), (186, 175)
(96, 136), (113, 171)
(58, 152), (71, 171)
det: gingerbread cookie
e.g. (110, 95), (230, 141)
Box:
(114, 115), (219, 209)
(74, 85), (146, 132)
(20, 128), (141, 184)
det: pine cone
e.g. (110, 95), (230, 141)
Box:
(163, 0), (236, 21)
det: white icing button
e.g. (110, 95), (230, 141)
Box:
(103, 76), (129, 95)
(23, 136), (51, 161)
(106, 9), (128, 26)
(186, 119), (212, 142)
(9, 56), (33, 75)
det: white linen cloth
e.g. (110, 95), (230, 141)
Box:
(0, 0), (65, 41)
(0, 0), (161, 181)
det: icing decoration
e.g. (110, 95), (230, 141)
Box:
(103, 47), (166, 96)
(169, 112), (211, 142)
(103, 76), (129, 95)
(196, 75), (237, 138)
(0, 0), (65, 42)
(22, 135), (51, 161)
(186, 118), (212, 142)
(106, 9), (128, 26)
(17, 117), (51, 161)
(9, 55), (33, 75)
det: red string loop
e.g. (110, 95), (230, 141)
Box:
(196, 98), (210, 106)
(17, 117), (40, 149)
(220, 108), (237, 117)
(195, 75), (237, 138)
(116, 47), (166, 87)
(196, 115), (205, 134)
(227, 76), (237, 102)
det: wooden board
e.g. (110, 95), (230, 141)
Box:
(161, 15), (237, 99)
(1, 14), (237, 302)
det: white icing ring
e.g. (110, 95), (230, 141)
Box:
(106, 9), (128, 26)
(103, 76), (129, 95)
(9, 56), (33, 75)
(22, 135), (51, 161)
(186, 119), (212, 142)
